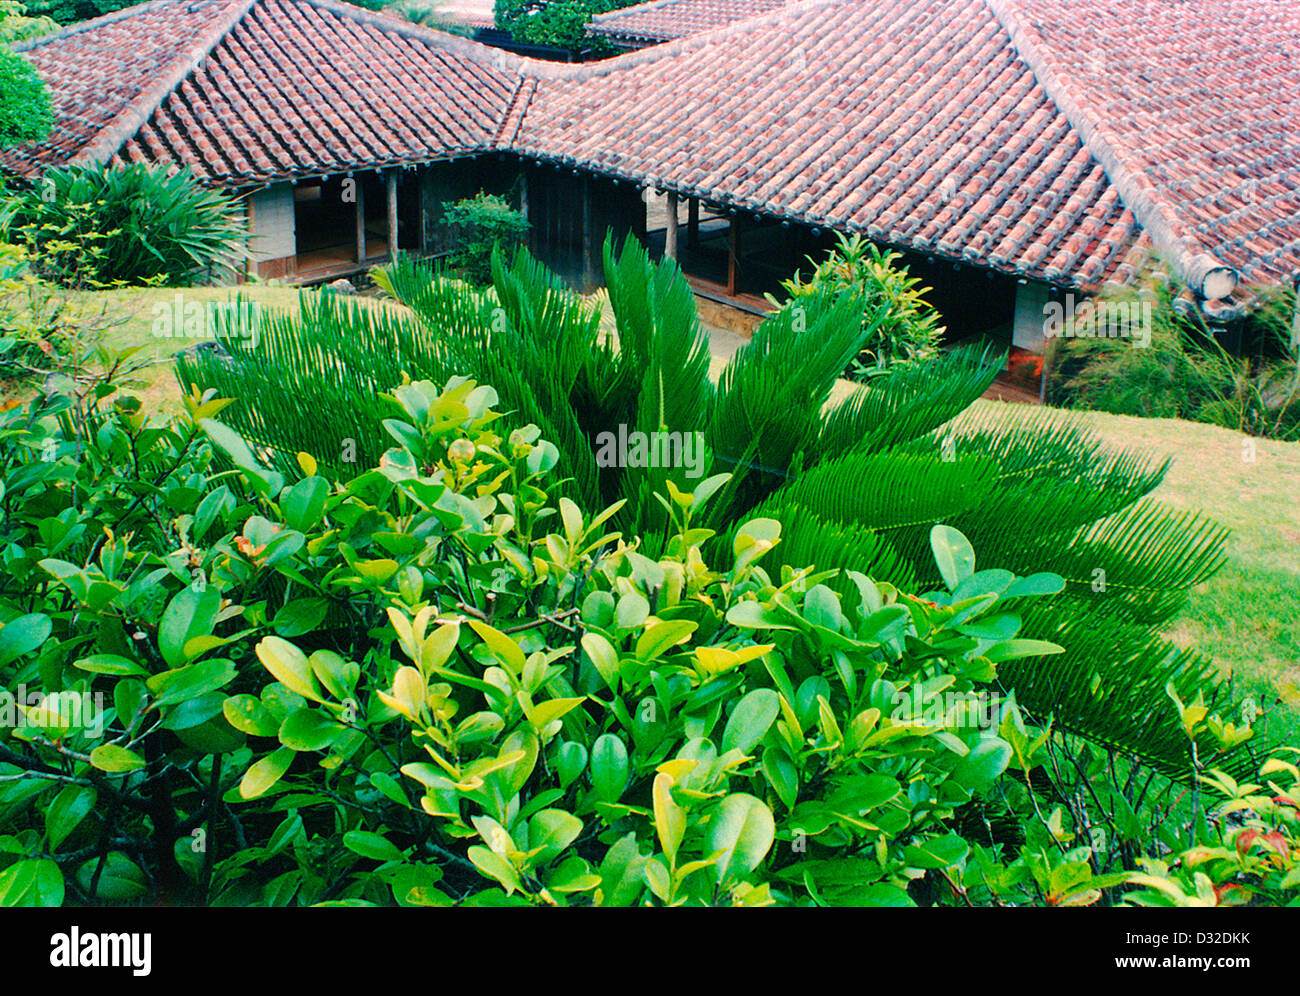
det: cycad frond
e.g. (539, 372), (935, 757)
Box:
(1006, 600), (1255, 780)
(602, 236), (714, 529)
(707, 288), (868, 521)
(816, 342), (1004, 458)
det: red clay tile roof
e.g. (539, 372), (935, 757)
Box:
(986, 0), (1300, 287)
(522, 0), (1149, 289)
(589, 0), (794, 43)
(6, 0), (521, 185)
(3, 0), (1298, 291)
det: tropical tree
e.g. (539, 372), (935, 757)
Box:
(176, 237), (1245, 781)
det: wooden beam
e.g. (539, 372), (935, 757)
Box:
(664, 191), (678, 260)
(687, 197), (699, 248)
(354, 176), (366, 264)
(386, 170), (399, 260)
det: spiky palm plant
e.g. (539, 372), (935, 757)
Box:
(177, 236), (1245, 779)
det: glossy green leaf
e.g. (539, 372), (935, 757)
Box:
(722, 688), (780, 754)
(240, 747), (295, 799)
(158, 586), (221, 669)
(706, 793), (775, 885)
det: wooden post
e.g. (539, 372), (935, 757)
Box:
(1292, 279), (1300, 350)
(354, 175), (366, 263)
(581, 175), (594, 290)
(726, 215), (740, 297)
(242, 195), (255, 283)
(418, 168), (429, 255)
(687, 197), (699, 248)
(519, 169), (531, 251)
(664, 191), (678, 260)
(386, 170), (399, 260)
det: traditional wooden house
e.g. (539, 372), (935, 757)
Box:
(4, 0), (1298, 353)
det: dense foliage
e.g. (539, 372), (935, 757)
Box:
(20, 0), (134, 24)
(1048, 271), (1300, 441)
(0, 0), (58, 42)
(775, 233), (944, 380)
(441, 192), (530, 286)
(0, 49), (52, 149)
(178, 238), (1247, 790)
(493, 0), (626, 56)
(0, 358), (1290, 906)
(5, 163), (246, 288)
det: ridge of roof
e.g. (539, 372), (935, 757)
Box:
(10, 0), (180, 52)
(67, 0), (258, 167)
(590, 0), (684, 23)
(298, 0), (543, 73)
(539, 0), (845, 80)
(984, 0), (1236, 297)
(492, 77), (538, 149)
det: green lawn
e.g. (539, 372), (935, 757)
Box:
(29, 284), (312, 415)
(10, 284), (1298, 740)
(965, 399), (1300, 745)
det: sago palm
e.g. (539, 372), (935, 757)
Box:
(177, 236), (1246, 780)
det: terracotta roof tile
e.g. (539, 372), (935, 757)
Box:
(589, 0), (794, 43)
(3, 0), (1297, 290)
(518, 0), (1145, 285)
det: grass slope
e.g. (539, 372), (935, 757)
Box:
(967, 400), (1300, 745)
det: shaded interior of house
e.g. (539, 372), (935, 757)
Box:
(244, 154), (1045, 402)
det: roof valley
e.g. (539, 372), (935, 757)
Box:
(982, 0), (1234, 292)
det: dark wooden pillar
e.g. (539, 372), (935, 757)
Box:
(519, 169), (530, 251)
(581, 175), (595, 291)
(687, 197), (699, 248)
(665, 191), (678, 260)
(418, 168), (430, 254)
(727, 215), (741, 297)
(386, 170), (399, 260)
(354, 175), (366, 263)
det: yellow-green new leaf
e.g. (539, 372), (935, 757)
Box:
(240, 747), (294, 799)
(469, 620), (526, 674)
(635, 620), (698, 663)
(652, 772), (687, 869)
(581, 632), (619, 689)
(381, 666), (426, 722)
(255, 636), (322, 702)
(421, 622), (461, 674)
(525, 696), (586, 730)
(467, 845), (521, 895)
(89, 745), (145, 773)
